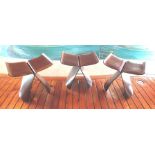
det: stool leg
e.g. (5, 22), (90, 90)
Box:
(19, 74), (35, 102)
(80, 67), (92, 88)
(121, 73), (133, 98)
(104, 71), (121, 91)
(66, 66), (79, 89)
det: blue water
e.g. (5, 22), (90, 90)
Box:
(0, 45), (155, 60)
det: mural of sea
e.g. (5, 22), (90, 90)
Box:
(0, 45), (155, 60)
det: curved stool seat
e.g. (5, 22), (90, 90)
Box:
(61, 52), (99, 89)
(104, 53), (146, 98)
(6, 53), (53, 102)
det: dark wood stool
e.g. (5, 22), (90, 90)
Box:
(103, 53), (146, 98)
(61, 52), (99, 89)
(5, 54), (53, 102)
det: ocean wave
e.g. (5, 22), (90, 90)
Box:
(7, 46), (30, 58)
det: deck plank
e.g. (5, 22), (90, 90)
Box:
(72, 80), (80, 109)
(132, 77), (155, 109)
(0, 77), (11, 91)
(51, 81), (62, 109)
(0, 78), (20, 108)
(1, 75), (155, 109)
(131, 78), (150, 109)
(133, 77), (155, 108)
(44, 80), (56, 109)
(91, 80), (101, 109)
(144, 77), (155, 92)
(113, 80), (130, 109)
(86, 80), (95, 109)
(79, 80), (87, 109)
(58, 81), (67, 109)
(65, 82), (73, 109)
(0, 78), (12, 100)
(110, 82), (123, 109)
(95, 79), (108, 109)
(116, 78), (137, 109)
(101, 78), (116, 109)
(0, 78), (19, 108)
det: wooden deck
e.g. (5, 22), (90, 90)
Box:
(0, 75), (155, 109)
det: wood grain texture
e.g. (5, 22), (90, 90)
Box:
(0, 75), (155, 109)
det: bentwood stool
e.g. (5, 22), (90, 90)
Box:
(103, 53), (146, 98)
(61, 52), (99, 89)
(5, 53), (53, 102)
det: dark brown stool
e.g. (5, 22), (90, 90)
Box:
(61, 52), (99, 89)
(5, 53), (53, 102)
(103, 53), (146, 98)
